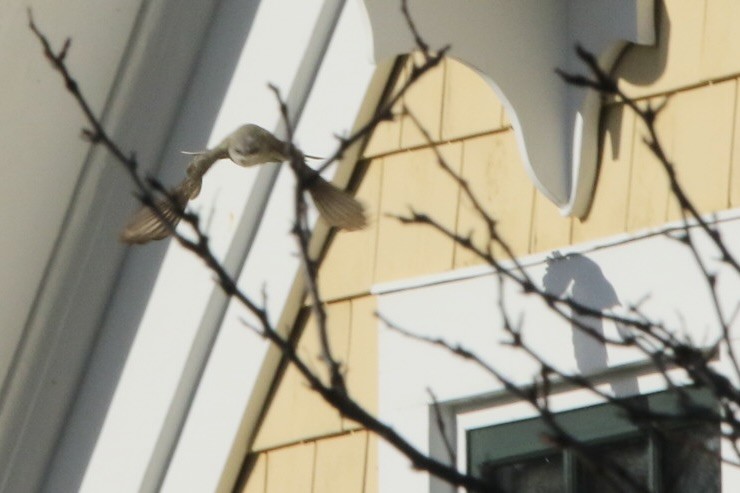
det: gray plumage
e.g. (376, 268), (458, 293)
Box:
(120, 124), (367, 244)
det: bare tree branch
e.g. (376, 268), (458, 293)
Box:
(28, 9), (500, 492)
(32, 2), (740, 491)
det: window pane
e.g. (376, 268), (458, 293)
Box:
(580, 436), (649, 493)
(480, 453), (563, 493)
(662, 425), (720, 493)
(466, 388), (719, 492)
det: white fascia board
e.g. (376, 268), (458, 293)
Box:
(375, 210), (740, 491)
(40, 0), (264, 491)
(0, 1), (226, 492)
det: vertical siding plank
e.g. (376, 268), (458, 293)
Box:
(265, 443), (315, 493)
(529, 191), (572, 253)
(253, 303), (352, 450)
(454, 132), (534, 267)
(627, 98), (674, 231)
(400, 54), (446, 148)
(364, 67), (406, 158)
(667, 81), (736, 219)
(572, 106), (635, 243)
(239, 454), (267, 493)
(442, 58), (504, 140)
(364, 115), (403, 158)
(702, 0), (740, 79)
(730, 78), (740, 207)
(617, 0), (707, 97)
(501, 106), (512, 129)
(374, 144), (463, 283)
(363, 433), (378, 493)
(319, 161), (383, 301)
(312, 433), (369, 493)
(343, 296), (378, 431)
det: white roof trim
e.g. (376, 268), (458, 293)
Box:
(371, 208), (740, 297)
(359, 0), (655, 216)
(0, 1), (229, 492)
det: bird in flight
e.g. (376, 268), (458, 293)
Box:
(120, 124), (367, 244)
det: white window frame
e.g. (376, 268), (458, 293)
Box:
(373, 210), (740, 493)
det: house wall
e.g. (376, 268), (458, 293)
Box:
(236, 1), (740, 491)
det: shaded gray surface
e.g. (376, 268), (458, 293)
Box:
(37, 1), (260, 491)
(543, 253), (638, 397)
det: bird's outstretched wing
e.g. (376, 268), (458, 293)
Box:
(119, 177), (198, 244)
(120, 124), (368, 245)
(119, 147), (225, 244)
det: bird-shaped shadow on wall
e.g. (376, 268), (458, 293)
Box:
(542, 252), (639, 398)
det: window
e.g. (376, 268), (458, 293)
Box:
(467, 389), (720, 492)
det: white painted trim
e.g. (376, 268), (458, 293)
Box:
(142, 1), (349, 491)
(453, 368), (691, 479)
(359, 0), (655, 217)
(372, 208), (740, 296)
(376, 212), (740, 492)
(0, 2), (227, 492)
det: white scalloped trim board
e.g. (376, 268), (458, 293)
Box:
(358, 0), (655, 217)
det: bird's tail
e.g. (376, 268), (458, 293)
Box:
(307, 175), (367, 230)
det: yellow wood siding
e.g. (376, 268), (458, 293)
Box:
(442, 58), (505, 140)
(454, 132), (534, 266)
(264, 442), (315, 493)
(703, 0), (740, 79)
(572, 106), (635, 243)
(318, 161), (384, 300)
(252, 296), (377, 448)
(255, 301), (348, 450)
(312, 433), (370, 493)
(667, 80), (736, 219)
(235, 2), (740, 489)
(320, 8), (740, 311)
(529, 191), (573, 253)
(618, 0), (706, 98)
(625, 98), (673, 231)
(241, 454), (266, 493)
(732, 81), (740, 207)
(399, 54), (445, 148)
(239, 432), (374, 493)
(342, 296), (379, 423)
(374, 144), (463, 282)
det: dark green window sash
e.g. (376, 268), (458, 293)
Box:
(467, 388), (718, 492)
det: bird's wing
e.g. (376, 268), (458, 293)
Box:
(119, 178), (195, 244)
(120, 147), (225, 245)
